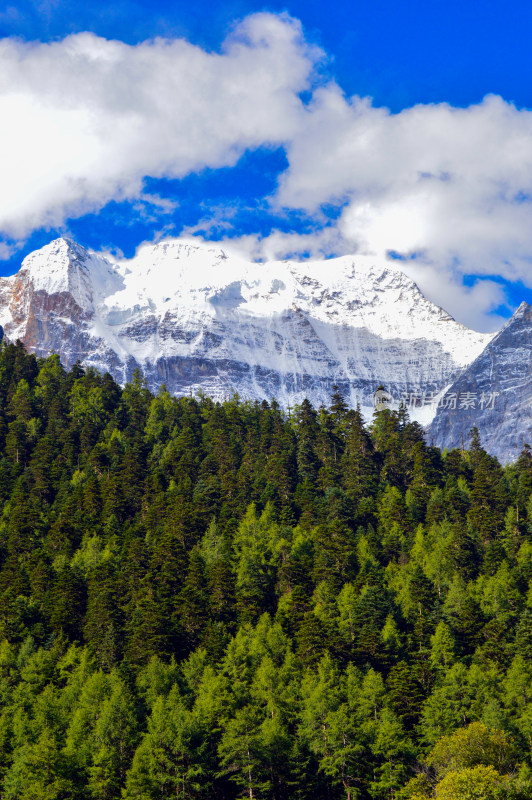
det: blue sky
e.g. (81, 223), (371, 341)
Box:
(1, 0), (532, 329)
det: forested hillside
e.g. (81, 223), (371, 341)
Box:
(0, 341), (531, 799)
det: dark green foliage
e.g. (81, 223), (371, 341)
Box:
(0, 342), (530, 799)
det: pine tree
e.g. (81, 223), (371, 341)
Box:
(124, 685), (207, 799)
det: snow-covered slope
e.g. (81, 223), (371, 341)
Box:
(0, 237), (493, 415)
(429, 301), (532, 463)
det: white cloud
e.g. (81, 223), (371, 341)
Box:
(278, 90), (532, 288)
(398, 262), (508, 333)
(2, 13), (532, 331)
(0, 13), (319, 237)
(0, 241), (19, 260)
(214, 228), (346, 263)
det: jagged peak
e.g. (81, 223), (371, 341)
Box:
(6, 237), (493, 369)
(513, 300), (532, 316)
(50, 236), (87, 253)
(14, 237), (100, 312)
(24, 237), (89, 265)
(455, 300), (532, 369)
(494, 300), (532, 334)
(0, 234), (502, 434)
(15, 237), (444, 321)
(21, 237), (89, 274)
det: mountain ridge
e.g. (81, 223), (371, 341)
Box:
(429, 299), (532, 462)
(0, 236), (493, 420)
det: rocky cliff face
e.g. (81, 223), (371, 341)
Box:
(429, 302), (532, 463)
(0, 237), (492, 418)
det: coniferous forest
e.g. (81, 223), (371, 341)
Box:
(1, 341), (532, 799)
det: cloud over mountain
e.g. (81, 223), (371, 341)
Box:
(280, 90), (532, 284)
(2, 12), (532, 329)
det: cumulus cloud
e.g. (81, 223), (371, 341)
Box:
(0, 241), (19, 260)
(279, 89), (532, 286)
(398, 262), (508, 333)
(2, 12), (532, 330)
(0, 13), (319, 237)
(205, 227), (346, 263)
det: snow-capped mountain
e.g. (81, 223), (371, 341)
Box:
(429, 301), (532, 463)
(0, 237), (492, 416)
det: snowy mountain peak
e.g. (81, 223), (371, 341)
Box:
(509, 300), (532, 321)
(17, 238), (126, 316)
(22, 236), (90, 273)
(18, 237), (94, 310)
(97, 241), (490, 368)
(472, 301), (532, 357)
(0, 236), (498, 420)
